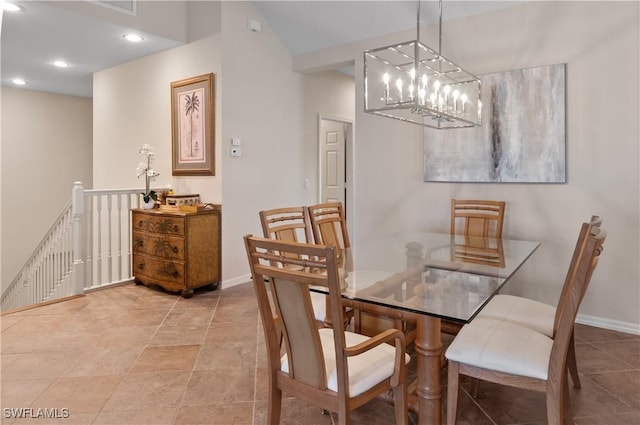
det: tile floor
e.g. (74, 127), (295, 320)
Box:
(1, 282), (638, 425)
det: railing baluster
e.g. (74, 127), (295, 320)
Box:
(117, 194), (123, 281)
(1, 184), (155, 311)
(107, 195), (113, 284)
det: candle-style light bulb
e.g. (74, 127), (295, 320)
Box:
(430, 92), (437, 108)
(382, 73), (390, 101)
(461, 93), (468, 114)
(396, 78), (403, 102)
(419, 88), (426, 106)
(443, 85), (451, 111)
(409, 83), (415, 100)
(452, 89), (460, 113)
(421, 74), (428, 90)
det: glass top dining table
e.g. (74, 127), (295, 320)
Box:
(312, 231), (539, 425)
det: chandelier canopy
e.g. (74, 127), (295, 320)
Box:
(364, 0), (481, 129)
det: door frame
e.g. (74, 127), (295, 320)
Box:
(318, 114), (355, 233)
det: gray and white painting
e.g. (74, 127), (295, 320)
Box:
(424, 64), (566, 183)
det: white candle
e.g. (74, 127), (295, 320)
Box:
(396, 78), (403, 102)
(452, 90), (460, 113)
(421, 74), (428, 90)
(419, 88), (426, 106)
(383, 73), (390, 100)
(443, 85), (451, 110)
(409, 83), (415, 100)
(461, 93), (468, 114)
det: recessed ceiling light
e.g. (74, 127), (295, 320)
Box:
(123, 33), (144, 43)
(12, 78), (26, 86)
(53, 60), (69, 68)
(2, 2), (21, 12)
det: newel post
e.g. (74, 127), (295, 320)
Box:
(72, 181), (85, 294)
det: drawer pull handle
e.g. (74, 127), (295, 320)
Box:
(173, 225), (179, 233)
(173, 271), (179, 278)
(138, 220), (143, 227)
(138, 262), (145, 270)
(172, 246), (179, 254)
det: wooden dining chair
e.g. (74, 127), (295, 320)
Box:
(450, 199), (506, 239)
(442, 199), (506, 336)
(244, 235), (409, 425)
(259, 206), (351, 327)
(307, 202), (412, 339)
(475, 216), (603, 389)
(445, 219), (606, 425)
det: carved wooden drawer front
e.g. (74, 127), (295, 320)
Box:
(134, 215), (185, 236)
(132, 232), (185, 261)
(133, 256), (186, 285)
(131, 207), (221, 298)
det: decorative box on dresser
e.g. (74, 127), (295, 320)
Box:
(132, 206), (221, 298)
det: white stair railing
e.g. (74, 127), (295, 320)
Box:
(1, 181), (151, 312)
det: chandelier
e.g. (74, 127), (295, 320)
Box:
(364, 0), (481, 129)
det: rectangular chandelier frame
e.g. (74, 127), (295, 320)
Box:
(364, 39), (482, 129)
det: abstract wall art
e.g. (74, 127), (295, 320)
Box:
(424, 64), (566, 183)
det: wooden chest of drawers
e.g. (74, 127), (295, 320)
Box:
(132, 206), (221, 298)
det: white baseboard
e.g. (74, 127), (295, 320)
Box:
(576, 313), (640, 336)
(221, 274), (252, 289)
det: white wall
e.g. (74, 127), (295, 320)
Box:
(93, 34), (222, 204)
(219, 1), (306, 284)
(297, 1), (640, 332)
(0, 87), (93, 289)
(301, 70), (356, 205)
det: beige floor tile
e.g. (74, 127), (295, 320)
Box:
(8, 411), (97, 425)
(592, 339), (640, 369)
(0, 315), (25, 332)
(102, 371), (191, 411)
(93, 325), (158, 348)
(162, 307), (215, 327)
(583, 370), (640, 410)
(30, 375), (122, 414)
(92, 407), (176, 424)
(1, 379), (53, 407)
(195, 341), (257, 371)
(129, 345), (200, 374)
(174, 402), (254, 425)
(62, 345), (144, 377)
(182, 368), (255, 406)
(148, 325), (208, 347)
(1, 351), (82, 381)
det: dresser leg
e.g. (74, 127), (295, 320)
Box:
(134, 277), (143, 286)
(205, 282), (219, 291)
(181, 289), (194, 298)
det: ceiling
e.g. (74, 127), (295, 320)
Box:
(1, 1), (524, 98)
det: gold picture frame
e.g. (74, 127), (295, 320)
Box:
(171, 73), (215, 176)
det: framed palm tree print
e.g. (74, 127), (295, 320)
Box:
(171, 73), (215, 176)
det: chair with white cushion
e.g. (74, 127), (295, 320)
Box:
(445, 219), (606, 425)
(259, 206), (333, 327)
(476, 216), (602, 389)
(307, 202), (412, 339)
(244, 235), (409, 425)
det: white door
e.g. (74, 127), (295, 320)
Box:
(319, 118), (346, 209)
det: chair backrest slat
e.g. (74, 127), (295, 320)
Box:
(451, 199), (506, 239)
(308, 202), (350, 268)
